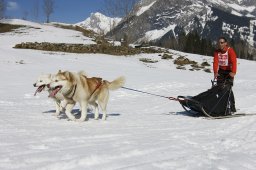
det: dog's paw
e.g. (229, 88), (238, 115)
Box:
(66, 118), (75, 121)
(102, 115), (107, 121)
(75, 118), (86, 122)
(67, 117), (76, 121)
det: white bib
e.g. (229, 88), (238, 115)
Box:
(218, 48), (229, 66)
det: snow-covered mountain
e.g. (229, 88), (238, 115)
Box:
(75, 12), (122, 35)
(110, 0), (256, 57)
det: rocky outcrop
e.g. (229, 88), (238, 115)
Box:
(14, 42), (161, 55)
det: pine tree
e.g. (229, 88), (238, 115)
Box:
(0, 0), (5, 19)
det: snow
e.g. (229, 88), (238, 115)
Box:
(207, 0), (227, 7)
(136, 1), (156, 16)
(249, 20), (256, 46)
(246, 13), (256, 18)
(0, 19), (96, 46)
(208, 0), (255, 11)
(75, 12), (122, 35)
(208, 0), (256, 17)
(1, 19), (256, 170)
(231, 10), (243, 17)
(143, 24), (177, 41)
(227, 3), (255, 13)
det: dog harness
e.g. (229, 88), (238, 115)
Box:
(65, 84), (77, 100)
(89, 81), (103, 99)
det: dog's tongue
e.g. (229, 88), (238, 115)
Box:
(49, 87), (61, 97)
(34, 85), (45, 96)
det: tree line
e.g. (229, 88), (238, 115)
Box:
(0, 0), (54, 23)
(0, 0), (5, 19)
(0, 0), (137, 23)
(153, 31), (255, 60)
(153, 31), (215, 56)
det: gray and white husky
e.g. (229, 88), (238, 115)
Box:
(33, 74), (66, 116)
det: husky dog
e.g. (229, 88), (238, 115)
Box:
(49, 70), (125, 122)
(33, 74), (67, 116)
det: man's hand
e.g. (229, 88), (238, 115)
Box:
(214, 73), (219, 79)
(229, 72), (236, 77)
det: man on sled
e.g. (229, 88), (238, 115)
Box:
(213, 36), (237, 113)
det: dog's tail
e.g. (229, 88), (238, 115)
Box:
(106, 76), (125, 90)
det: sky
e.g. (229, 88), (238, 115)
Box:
(5, 0), (107, 24)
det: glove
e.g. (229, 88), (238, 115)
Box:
(229, 72), (236, 78)
(214, 73), (219, 79)
(227, 77), (234, 86)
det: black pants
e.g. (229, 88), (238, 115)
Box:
(217, 69), (236, 112)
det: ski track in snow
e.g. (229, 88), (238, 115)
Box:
(0, 19), (256, 170)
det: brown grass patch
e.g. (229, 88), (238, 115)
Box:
(51, 23), (96, 38)
(174, 56), (197, 66)
(161, 53), (173, 60)
(0, 23), (25, 33)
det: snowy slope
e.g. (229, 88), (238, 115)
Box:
(136, 0), (157, 16)
(0, 19), (96, 46)
(0, 19), (256, 170)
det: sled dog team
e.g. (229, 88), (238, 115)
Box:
(33, 70), (125, 122)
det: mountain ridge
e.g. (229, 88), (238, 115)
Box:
(75, 12), (122, 35)
(108, 0), (256, 59)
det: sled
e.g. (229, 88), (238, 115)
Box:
(177, 95), (256, 119)
(122, 79), (255, 119)
(177, 80), (238, 119)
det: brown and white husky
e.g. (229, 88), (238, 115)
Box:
(49, 70), (125, 122)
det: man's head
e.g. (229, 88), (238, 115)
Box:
(218, 36), (228, 51)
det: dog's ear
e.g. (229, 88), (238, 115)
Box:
(78, 70), (87, 77)
(49, 74), (55, 80)
(64, 71), (76, 85)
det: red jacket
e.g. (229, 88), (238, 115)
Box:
(213, 46), (237, 74)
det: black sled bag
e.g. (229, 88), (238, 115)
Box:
(180, 84), (231, 117)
